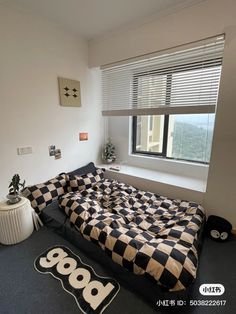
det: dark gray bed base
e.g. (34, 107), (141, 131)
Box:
(41, 200), (205, 309)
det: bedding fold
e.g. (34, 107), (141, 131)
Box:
(59, 179), (205, 291)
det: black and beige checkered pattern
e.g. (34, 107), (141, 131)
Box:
(68, 168), (104, 192)
(59, 178), (205, 291)
(23, 174), (67, 213)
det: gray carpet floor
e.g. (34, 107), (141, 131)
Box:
(0, 227), (235, 314)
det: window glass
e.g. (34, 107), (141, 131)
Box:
(134, 115), (165, 153)
(167, 114), (215, 162)
(132, 64), (220, 163)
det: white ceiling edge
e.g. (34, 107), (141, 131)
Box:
(0, 0), (88, 42)
(0, 0), (208, 44)
(89, 0), (207, 44)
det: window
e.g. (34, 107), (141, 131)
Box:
(132, 63), (221, 163)
(133, 113), (215, 163)
(101, 36), (224, 164)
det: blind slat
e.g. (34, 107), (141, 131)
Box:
(102, 35), (224, 116)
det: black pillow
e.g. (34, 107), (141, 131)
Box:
(68, 162), (96, 177)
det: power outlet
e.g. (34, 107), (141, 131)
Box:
(17, 146), (33, 155)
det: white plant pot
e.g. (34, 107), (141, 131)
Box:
(7, 193), (21, 204)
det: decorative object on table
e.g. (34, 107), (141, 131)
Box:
(0, 197), (34, 245)
(206, 215), (232, 241)
(48, 145), (56, 156)
(103, 138), (116, 163)
(34, 245), (120, 314)
(79, 132), (88, 141)
(58, 77), (81, 107)
(7, 174), (25, 204)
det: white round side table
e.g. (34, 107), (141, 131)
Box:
(0, 197), (34, 245)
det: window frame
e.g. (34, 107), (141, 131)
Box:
(131, 61), (219, 165)
(132, 115), (212, 164)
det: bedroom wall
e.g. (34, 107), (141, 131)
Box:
(0, 4), (102, 199)
(88, 0), (236, 228)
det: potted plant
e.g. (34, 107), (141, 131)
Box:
(7, 174), (25, 204)
(103, 138), (116, 163)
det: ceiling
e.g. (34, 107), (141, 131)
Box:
(2, 0), (204, 40)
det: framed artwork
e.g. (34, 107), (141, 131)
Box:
(54, 149), (62, 159)
(58, 77), (81, 107)
(79, 132), (88, 141)
(48, 145), (56, 156)
(48, 145), (62, 159)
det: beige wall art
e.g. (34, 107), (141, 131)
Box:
(58, 77), (81, 107)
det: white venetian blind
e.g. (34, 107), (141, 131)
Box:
(101, 35), (224, 116)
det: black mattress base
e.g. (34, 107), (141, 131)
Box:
(41, 201), (204, 310)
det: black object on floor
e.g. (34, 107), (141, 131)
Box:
(0, 227), (236, 314)
(205, 215), (232, 241)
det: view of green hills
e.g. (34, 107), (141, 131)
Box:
(171, 115), (214, 163)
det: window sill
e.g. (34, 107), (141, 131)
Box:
(98, 164), (206, 203)
(127, 152), (208, 182)
(100, 163), (206, 192)
(129, 153), (208, 167)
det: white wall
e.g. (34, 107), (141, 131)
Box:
(89, 0), (236, 227)
(0, 4), (102, 198)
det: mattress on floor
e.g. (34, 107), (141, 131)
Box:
(59, 179), (205, 292)
(41, 199), (205, 306)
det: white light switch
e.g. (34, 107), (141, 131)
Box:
(17, 147), (33, 155)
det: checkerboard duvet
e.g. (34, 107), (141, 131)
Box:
(59, 179), (205, 291)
